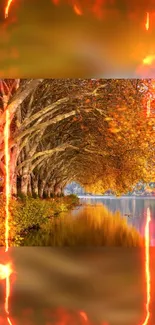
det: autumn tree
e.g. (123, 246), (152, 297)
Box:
(0, 78), (154, 197)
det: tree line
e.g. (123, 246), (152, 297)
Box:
(0, 78), (154, 197)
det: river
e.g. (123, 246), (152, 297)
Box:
(16, 197), (155, 324)
(79, 196), (155, 245)
(23, 196), (155, 246)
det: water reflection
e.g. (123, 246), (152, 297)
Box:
(23, 198), (142, 246)
(80, 197), (155, 245)
(0, 248), (146, 325)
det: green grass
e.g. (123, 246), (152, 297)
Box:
(0, 194), (79, 246)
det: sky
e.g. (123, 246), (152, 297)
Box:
(1, 0), (155, 77)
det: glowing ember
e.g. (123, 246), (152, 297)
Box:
(7, 318), (12, 325)
(5, 0), (14, 18)
(73, 4), (82, 16)
(0, 263), (12, 281)
(0, 263), (13, 324)
(145, 12), (149, 31)
(143, 55), (155, 66)
(141, 208), (151, 325)
(5, 269), (12, 320)
(79, 311), (88, 322)
(4, 109), (11, 253)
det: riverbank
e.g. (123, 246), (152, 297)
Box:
(0, 196), (144, 247)
(0, 194), (79, 246)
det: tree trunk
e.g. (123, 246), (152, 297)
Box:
(32, 175), (39, 196)
(54, 183), (62, 196)
(50, 186), (54, 197)
(21, 175), (29, 195)
(61, 186), (64, 196)
(43, 184), (51, 198)
(17, 176), (21, 194)
(28, 175), (32, 196)
(47, 186), (51, 198)
(38, 180), (46, 198)
(21, 166), (29, 195)
(9, 146), (20, 196)
(43, 186), (48, 198)
(11, 174), (17, 196)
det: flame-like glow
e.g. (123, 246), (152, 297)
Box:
(5, 266), (12, 315)
(79, 311), (88, 321)
(145, 12), (149, 31)
(73, 4), (82, 15)
(5, 0), (14, 18)
(7, 317), (13, 325)
(143, 55), (155, 66)
(0, 263), (13, 325)
(0, 263), (12, 281)
(141, 208), (151, 325)
(4, 108), (13, 325)
(4, 109), (11, 253)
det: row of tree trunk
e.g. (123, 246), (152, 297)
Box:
(11, 173), (63, 198)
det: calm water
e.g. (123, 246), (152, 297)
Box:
(23, 196), (155, 246)
(79, 196), (155, 245)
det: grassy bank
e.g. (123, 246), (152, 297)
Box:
(0, 197), (143, 247)
(0, 194), (79, 246)
(23, 204), (143, 247)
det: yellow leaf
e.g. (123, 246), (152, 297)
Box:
(104, 117), (113, 121)
(109, 128), (121, 133)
